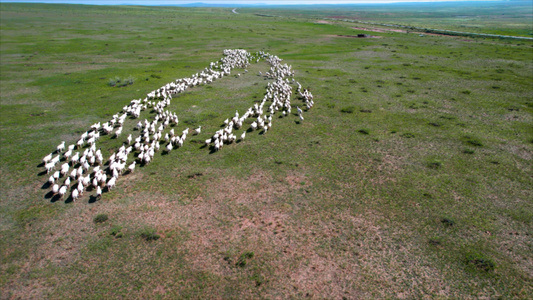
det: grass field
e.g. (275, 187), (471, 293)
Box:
(1, 2), (532, 299)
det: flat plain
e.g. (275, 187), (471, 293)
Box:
(0, 2), (532, 299)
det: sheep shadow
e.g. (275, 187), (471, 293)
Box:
(41, 182), (51, 189)
(208, 146), (218, 154)
(37, 162), (45, 168)
(38, 170), (48, 177)
(88, 195), (100, 203)
(50, 194), (62, 203)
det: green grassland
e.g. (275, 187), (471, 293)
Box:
(249, 0), (533, 37)
(1, 2), (532, 299)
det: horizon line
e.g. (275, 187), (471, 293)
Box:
(0, 0), (519, 6)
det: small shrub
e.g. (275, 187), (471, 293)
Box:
(139, 227), (160, 241)
(427, 159), (442, 169)
(428, 238), (442, 246)
(93, 214), (108, 223)
(461, 90), (471, 95)
(441, 218), (455, 227)
(251, 273), (265, 287)
(236, 251), (254, 268)
(110, 225), (123, 238)
(463, 149), (475, 154)
(401, 133), (415, 138)
(465, 252), (495, 272)
(464, 136), (483, 147)
(108, 78), (118, 87)
(123, 76), (135, 86)
(340, 106), (355, 113)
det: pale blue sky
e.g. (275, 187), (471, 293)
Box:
(0, 0), (507, 5)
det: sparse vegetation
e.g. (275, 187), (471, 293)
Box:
(108, 76), (135, 87)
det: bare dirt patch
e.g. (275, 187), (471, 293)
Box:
(352, 26), (406, 33)
(351, 26), (459, 37)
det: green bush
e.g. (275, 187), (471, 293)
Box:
(139, 227), (160, 241)
(93, 214), (108, 223)
(236, 251), (254, 267)
(465, 252), (495, 272)
(110, 225), (123, 238)
(340, 106), (355, 113)
(427, 159), (442, 169)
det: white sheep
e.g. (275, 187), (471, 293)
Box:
(56, 141), (65, 153)
(107, 177), (116, 190)
(52, 183), (59, 194)
(128, 161), (136, 173)
(193, 126), (202, 135)
(96, 186), (102, 199)
(72, 189), (79, 202)
(43, 153), (53, 164)
(58, 185), (67, 199)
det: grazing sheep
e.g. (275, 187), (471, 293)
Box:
(193, 126), (202, 135)
(43, 153), (53, 164)
(96, 186), (102, 199)
(56, 141), (65, 153)
(41, 49), (313, 200)
(45, 162), (55, 174)
(58, 185), (67, 199)
(52, 184), (59, 194)
(72, 189), (79, 202)
(107, 177), (116, 190)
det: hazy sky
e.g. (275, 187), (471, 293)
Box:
(0, 0), (505, 5)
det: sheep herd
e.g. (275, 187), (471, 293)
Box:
(41, 49), (314, 202)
